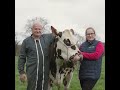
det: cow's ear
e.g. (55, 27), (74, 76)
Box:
(70, 29), (74, 35)
(51, 26), (58, 35)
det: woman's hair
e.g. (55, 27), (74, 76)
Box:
(85, 27), (96, 35)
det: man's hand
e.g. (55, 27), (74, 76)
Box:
(20, 73), (27, 83)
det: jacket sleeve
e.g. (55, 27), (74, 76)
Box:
(49, 33), (55, 44)
(18, 39), (27, 74)
(81, 42), (104, 60)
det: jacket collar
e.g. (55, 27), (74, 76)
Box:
(86, 39), (96, 45)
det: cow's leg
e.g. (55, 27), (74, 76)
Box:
(49, 72), (56, 83)
(57, 85), (61, 90)
(60, 73), (65, 84)
(56, 59), (62, 86)
(48, 83), (52, 90)
(63, 72), (73, 90)
(49, 66), (61, 90)
(48, 79), (52, 90)
(56, 68), (61, 90)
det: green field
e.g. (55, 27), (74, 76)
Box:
(15, 56), (105, 90)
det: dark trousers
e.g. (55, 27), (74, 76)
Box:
(80, 78), (98, 90)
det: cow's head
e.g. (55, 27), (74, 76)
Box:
(51, 26), (82, 61)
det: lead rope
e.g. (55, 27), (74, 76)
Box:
(34, 40), (40, 90)
(58, 38), (69, 60)
(58, 37), (77, 61)
(38, 39), (45, 90)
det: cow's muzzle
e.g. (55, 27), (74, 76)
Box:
(69, 53), (79, 61)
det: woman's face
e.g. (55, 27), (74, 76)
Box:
(86, 28), (96, 41)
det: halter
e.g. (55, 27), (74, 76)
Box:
(56, 36), (78, 61)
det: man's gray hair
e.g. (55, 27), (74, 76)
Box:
(25, 17), (49, 34)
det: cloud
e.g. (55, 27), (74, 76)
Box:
(15, 0), (105, 42)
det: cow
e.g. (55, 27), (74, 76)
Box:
(48, 26), (83, 90)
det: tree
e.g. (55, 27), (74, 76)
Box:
(74, 33), (85, 47)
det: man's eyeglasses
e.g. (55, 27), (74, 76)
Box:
(86, 33), (95, 36)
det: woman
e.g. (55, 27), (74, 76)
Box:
(79, 27), (104, 90)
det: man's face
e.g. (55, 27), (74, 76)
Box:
(86, 29), (96, 41)
(32, 23), (43, 37)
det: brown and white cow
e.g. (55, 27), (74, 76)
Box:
(48, 26), (83, 90)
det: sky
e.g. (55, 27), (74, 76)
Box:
(15, 0), (105, 43)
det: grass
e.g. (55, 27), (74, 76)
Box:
(15, 56), (105, 90)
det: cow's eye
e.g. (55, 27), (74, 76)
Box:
(63, 39), (71, 46)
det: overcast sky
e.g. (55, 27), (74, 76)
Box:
(15, 0), (105, 42)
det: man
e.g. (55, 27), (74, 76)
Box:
(18, 17), (54, 90)
(79, 27), (104, 90)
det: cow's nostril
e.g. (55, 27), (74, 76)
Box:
(75, 53), (78, 55)
(78, 51), (81, 54)
(69, 55), (74, 60)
